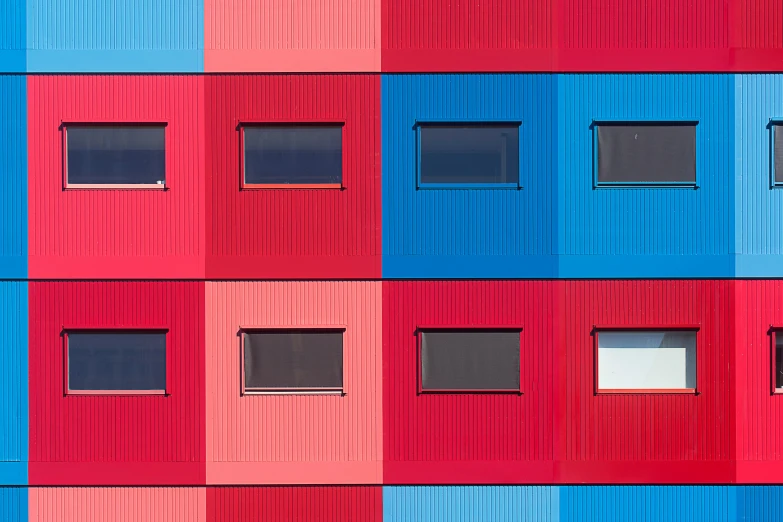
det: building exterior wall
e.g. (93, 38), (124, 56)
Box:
(0, 283), (27, 486)
(0, 1), (24, 72)
(0, 75), (27, 278)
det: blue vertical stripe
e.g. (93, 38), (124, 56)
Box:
(0, 75), (27, 279)
(0, 283), (27, 486)
(0, 0), (25, 72)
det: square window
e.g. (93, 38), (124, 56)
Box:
(65, 330), (167, 395)
(64, 125), (166, 188)
(418, 124), (520, 187)
(772, 123), (783, 186)
(596, 329), (697, 393)
(595, 122), (697, 186)
(773, 330), (783, 393)
(242, 329), (344, 393)
(241, 125), (343, 188)
(418, 329), (521, 393)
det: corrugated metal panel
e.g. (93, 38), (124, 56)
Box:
(559, 486), (734, 522)
(0, 0), (25, 72)
(559, 280), (732, 484)
(383, 281), (555, 484)
(734, 75), (783, 277)
(205, 282), (382, 485)
(0, 283), (28, 486)
(0, 488), (27, 522)
(556, 0), (730, 71)
(204, 0), (380, 72)
(28, 282), (206, 486)
(557, 74), (734, 278)
(26, 0), (204, 72)
(206, 486), (382, 522)
(381, 75), (557, 279)
(29, 487), (206, 522)
(205, 76), (380, 280)
(732, 1), (783, 71)
(381, 0), (552, 72)
(383, 486), (558, 522)
(0, 76), (27, 278)
(27, 76), (206, 280)
(736, 486), (783, 521)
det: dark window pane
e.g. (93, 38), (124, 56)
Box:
(68, 332), (166, 391)
(244, 331), (343, 389)
(420, 331), (520, 391)
(776, 335), (783, 390)
(420, 125), (519, 184)
(597, 124), (696, 184)
(67, 126), (166, 185)
(243, 126), (342, 185)
(775, 125), (783, 184)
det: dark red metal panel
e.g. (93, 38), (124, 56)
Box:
(557, 280), (732, 484)
(381, 0), (553, 72)
(204, 75), (381, 280)
(28, 282), (206, 486)
(27, 76), (206, 279)
(382, 281), (556, 484)
(206, 487), (382, 522)
(731, 0), (783, 70)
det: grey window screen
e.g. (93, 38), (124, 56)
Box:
(67, 332), (166, 391)
(596, 123), (696, 184)
(774, 125), (783, 184)
(776, 334), (783, 390)
(419, 125), (519, 184)
(243, 126), (342, 185)
(420, 331), (520, 391)
(243, 331), (343, 390)
(66, 126), (165, 185)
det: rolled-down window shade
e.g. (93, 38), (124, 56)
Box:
(420, 331), (520, 391)
(776, 334), (783, 390)
(774, 125), (783, 184)
(597, 330), (697, 390)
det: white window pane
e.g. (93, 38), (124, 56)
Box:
(597, 331), (696, 390)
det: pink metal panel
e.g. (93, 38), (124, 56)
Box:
(204, 0), (380, 72)
(29, 488), (206, 522)
(205, 282), (382, 485)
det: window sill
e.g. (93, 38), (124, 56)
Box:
(66, 389), (167, 396)
(417, 183), (522, 190)
(773, 389), (783, 395)
(243, 389), (345, 396)
(64, 183), (167, 190)
(241, 183), (343, 190)
(593, 182), (698, 190)
(596, 388), (697, 395)
(419, 389), (523, 395)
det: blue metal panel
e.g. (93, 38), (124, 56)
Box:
(381, 74), (558, 279)
(26, 0), (204, 72)
(383, 486), (558, 522)
(0, 283), (27, 486)
(0, 76), (27, 279)
(736, 486), (783, 521)
(557, 74), (735, 278)
(0, 0), (25, 72)
(0, 488), (26, 522)
(559, 486), (734, 522)
(734, 75), (783, 277)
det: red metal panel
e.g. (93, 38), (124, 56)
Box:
(206, 487), (382, 522)
(731, 0), (783, 70)
(557, 280), (732, 484)
(28, 282), (206, 486)
(27, 76), (205, 280)
(205, 75), (380, 279)
(382, 281), (556, 485)
(381, 0), (553, 72)
(555, 0), (731, 72)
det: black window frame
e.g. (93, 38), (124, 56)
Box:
(240, 326), (346, 395)
(592, 120), (699, 189)
(239, 122), (345, 190)
(771, 328), (783, 395)
(63, 328), (169, 396)
(770, 120), (783, 188)
(416, 326), (523, 395)
(62, 122), (168, 190)
(415, 121), (523, 190)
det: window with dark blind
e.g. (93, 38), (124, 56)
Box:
(773, 123), (783, 185)
(774, 330), (783, 392)
(419, 330), (521, 392)
(242, 330), (344, 393)
(242, 125), (343, 187)
(66, 331), (167, 394)
(65, 125), (166, 186)
(595, 122), (697, 185)
(418, 124), (520, 186)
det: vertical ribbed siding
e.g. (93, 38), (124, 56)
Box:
(205, 75), (380, 279)
(206, 486), (382, 521)
(383, 486), (558, 522)
(736, 486), (783, 521)
(27, 76), (205, 279)
(0, 0), (25, 72)
(557, 75), (734, 278)
(29, 487), (206, 522)
(383, 281), (555, 484)
(26, 0), (203, 72)
(381, 75), (556, 279)
(0, 76), (27, 277)
(28, 282), (205, 485)
(0, 488), (26, 522)
(560, 281), (731, 482)
(734, 1), (783, 50)
(0, 283), (28, 484)
(559, 486), (734, 522)
(205, 282), (382, 484)
(734, 75), (783, 276)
